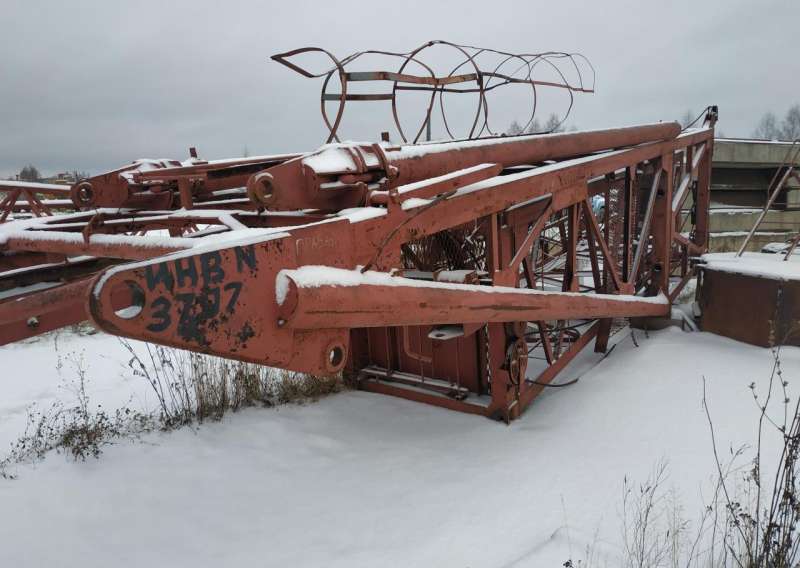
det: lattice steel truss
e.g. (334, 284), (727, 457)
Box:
(0, 45), (716, 421)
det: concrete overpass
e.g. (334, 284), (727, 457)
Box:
(706, 138), (799, 251)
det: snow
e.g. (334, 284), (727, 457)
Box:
(716, 137), (800, 145)
(709, 230), (789, 237)
(301, 143), (380, 174)
(448, 148), (626, 199)
(336, 207), (387, 222)
(0, 281), (60, 301)
(0, 180), (72, 194)
(12, 198), (73, 207)
(0, 226), (198, 250)
(0, 332), (153, 455)
(386, 121), (684, 159)
(0, 327), (795, 567)
(709, 207), (762, 215)
(119, 158), (182, 182)
(702, 252), (800, 281)
(0, 205), (373, 259)
(396, 163), (496, 195)
(434, 269), (481, 283)
(762, 241), (798, 254)
(188, 152), (301, 168)
(437, 129), (709, 201)
(401, 197), (432, 210)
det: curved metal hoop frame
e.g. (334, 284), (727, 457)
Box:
(271, 41), (596, 144)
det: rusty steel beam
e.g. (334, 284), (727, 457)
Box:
(1, 233), (194, 260)
(0, 180), (73, 197)
(248, 121), (681, 211)
(276, 268), (669, 329)
(67, 153), (300, 210)
(385, 122), (681, 186)
(0, 277), (132, 345)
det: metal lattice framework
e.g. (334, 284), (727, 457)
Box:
(0, 44), (717, 421)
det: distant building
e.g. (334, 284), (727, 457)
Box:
(40, 172), (77, 185)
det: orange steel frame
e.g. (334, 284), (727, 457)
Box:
(0, 108), (717, 421)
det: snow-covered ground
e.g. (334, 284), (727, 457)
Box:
(0, 326), (796, 567)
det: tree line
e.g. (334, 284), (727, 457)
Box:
(508, 105), (800, 141)
(506, 113), (574, 136)
(9, 165), (89, 183)
(752, 104), (800, 140)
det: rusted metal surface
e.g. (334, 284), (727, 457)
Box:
(697, 266), (799, 347)
(0, 180), (75, 222)
(67, 153), (300, 211)
(0, 277), (131, 345)
(0, 49), (719, 419)
(276, 270), (669, 329)
(249, 122), (681, 212)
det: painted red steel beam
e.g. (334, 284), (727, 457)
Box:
(70, 153), (301, 209)
(276, 268), (669, 329)
(0, 180), (73, 197)
(248, 122), (682, 211)
(384, 122), (681, 186)
(0, 277), (131, 345)
(1, 234), (194, 260)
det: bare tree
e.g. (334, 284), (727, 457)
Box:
(507, 115), (566, 135)
(753, 106), (800, 140)
(544, 113), (565, 133)
(525, 118), (542, 134)
(754, 112), (781, 139)
(506, 120), (524, 136)
(781, 104), (800, 141)
(18, 164), (41, 182)
(68, 170), (90, 182)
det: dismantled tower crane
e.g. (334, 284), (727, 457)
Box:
(0, 42), (717, 420)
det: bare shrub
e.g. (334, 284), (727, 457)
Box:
(119, 339), (344, 427)
(0, 352), (154, 479)
(1, 341), (344, 479)
(565, 339), (800, 567)
(700, 340), (800, 567)
(622, 461), (673, 568)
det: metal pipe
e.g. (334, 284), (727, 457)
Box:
(385, 122), (681, 186)
(277, 268), (669, 329)
(2, 234), (193, 260)
(630, 168), (662, 281)
(736, 165), (795, 256)
(254, 122), (682, 211)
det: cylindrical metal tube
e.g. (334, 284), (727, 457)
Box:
(277, 268), (669, 329)
(386, 122), (681, 186)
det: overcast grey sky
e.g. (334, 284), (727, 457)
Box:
(1, 0), (798, 178)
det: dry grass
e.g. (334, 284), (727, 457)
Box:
(120, 339), (345, 427)
(1, 339), (345, 478)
